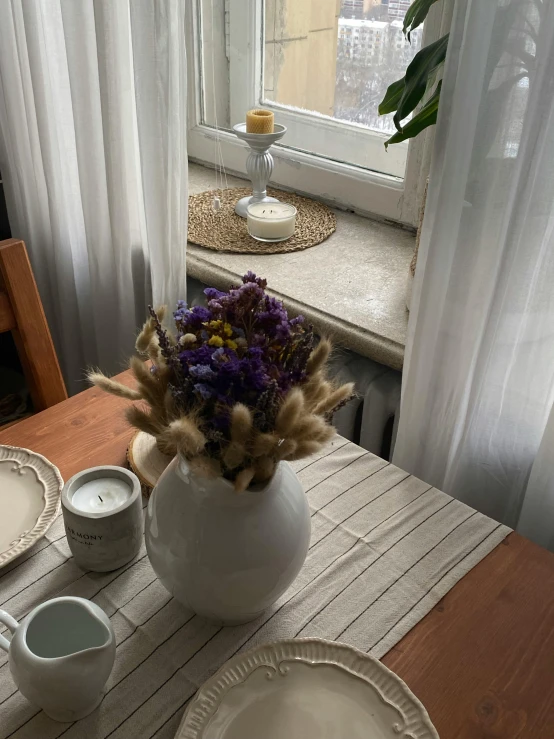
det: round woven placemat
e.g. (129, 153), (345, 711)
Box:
(188, 187), (336, 254)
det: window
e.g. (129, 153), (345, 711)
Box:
(187, 0), (453, 226)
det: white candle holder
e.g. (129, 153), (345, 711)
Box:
(62, 466), (143, 572)
(232, 123), (287, 218)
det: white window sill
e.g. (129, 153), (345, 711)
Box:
(187, 162), (414, 371)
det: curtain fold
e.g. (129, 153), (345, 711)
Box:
(0, 0), (187, 392)
(394, 0), (554, 550)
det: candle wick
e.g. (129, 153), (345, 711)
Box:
(98, 495), (103, 502)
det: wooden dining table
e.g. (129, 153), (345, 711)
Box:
(1, 371), (554, 739)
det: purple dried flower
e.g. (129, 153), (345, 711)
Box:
(159, 273), (314, 446)
(189, 364), (216, 381)
(204, 287), (227, 301)
(194, 383), (214, 400)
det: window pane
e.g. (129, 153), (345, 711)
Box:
(263, 0), (424, 136)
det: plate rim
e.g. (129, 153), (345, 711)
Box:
(0, 444), (63, 568)
(176, 637), (440, 739)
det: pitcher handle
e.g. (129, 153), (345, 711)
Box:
(0, 609), (19, 653)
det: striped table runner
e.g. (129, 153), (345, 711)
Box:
(0, 437), (510, 739)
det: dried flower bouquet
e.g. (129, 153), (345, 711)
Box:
(90, 272), (353, 492)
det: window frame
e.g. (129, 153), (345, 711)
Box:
(186, 0), (453, 228)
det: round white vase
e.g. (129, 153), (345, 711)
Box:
(145, 457), (311, 624)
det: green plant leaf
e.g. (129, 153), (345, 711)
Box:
(403, 0), (440, 41)
(385, 81), (442, 149)
(378, 78), (406, 115)
(393, 33), (449, 131)
(426, 60), (445, 91)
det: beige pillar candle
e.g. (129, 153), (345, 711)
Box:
(246, 109), (274, 134)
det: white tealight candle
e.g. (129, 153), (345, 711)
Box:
(71, 478), (131, 513)
(62, 466), (143, 572)
(246, 202), (296, 242)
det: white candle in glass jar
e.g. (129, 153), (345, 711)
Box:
(246, 202), (296, 242)
(70, 478), (132, 513)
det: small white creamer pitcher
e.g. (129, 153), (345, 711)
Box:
(0, 596), (116, 722)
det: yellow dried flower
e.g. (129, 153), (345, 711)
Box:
(223, 323), (233, 337)
(208, 335), (224, 347)
(225, 339), (238, 350)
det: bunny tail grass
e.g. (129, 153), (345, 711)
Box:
(230, 403), (253, 442)
(275, 388), (305, 436)
(160, 417), (206, 457)
(306, 338), (332, 375)
(88, 370), (142, 401)
(189, 455), (221, 479)
(234, 467), (255, 493)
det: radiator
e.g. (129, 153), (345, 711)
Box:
(328, 350), (401, 461)
(187, 276), (401, 461)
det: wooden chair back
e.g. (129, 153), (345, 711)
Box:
(0, 238), (67, 413)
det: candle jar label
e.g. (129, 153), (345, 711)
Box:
(62, 513), (143, 572)
(65, 524), (141, 547)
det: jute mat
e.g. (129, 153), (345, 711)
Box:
(188, 187), (336, 254)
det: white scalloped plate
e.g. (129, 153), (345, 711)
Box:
(0, 445), (63, 568)
(177, 638), (439, 739)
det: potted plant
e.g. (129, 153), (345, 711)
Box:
(90, 272), (353, 622)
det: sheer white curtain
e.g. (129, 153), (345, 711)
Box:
(394, 0), (554, 551)
(0, 0), (188, 392)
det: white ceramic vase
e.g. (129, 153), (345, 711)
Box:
(145, 457), (311, 624)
